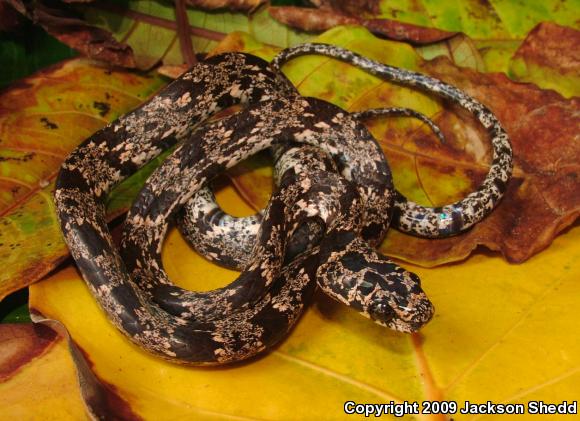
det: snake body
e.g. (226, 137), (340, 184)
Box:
(55, 53), (306, 363)
(54, 44), (511, 364)
(55, 50), (431, 364)
(120, 95), (432, 325)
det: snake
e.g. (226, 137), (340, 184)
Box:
(55, 50), (431, 364)
(54, 44), (511, 364)
(119, 95), (437, 331)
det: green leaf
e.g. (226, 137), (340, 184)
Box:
(375, 0), (579, 40)
(0, 59), (167, 301)
(81, 1), (312, 69)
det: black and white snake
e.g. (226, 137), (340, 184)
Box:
(54, 44), (512, 365)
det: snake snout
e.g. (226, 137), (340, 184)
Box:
(388, 291), (435, 333)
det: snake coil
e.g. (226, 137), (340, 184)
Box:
(54, 44), (512, 365)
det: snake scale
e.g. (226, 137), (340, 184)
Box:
(54, 44), (512, 365)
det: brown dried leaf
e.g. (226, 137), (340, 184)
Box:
(509, 22), (580, 98)
(34, 1), (135, 67)
(269, 6), (359, 33)
(514, 22), (580, 75)
(363, 18), (457, 44)
(325, 0), (381, 16)
(11, 0), (135, 67)
(378, 58), (580, 265)
(185, 0), (266, 12)
(269, 5), (456, 44)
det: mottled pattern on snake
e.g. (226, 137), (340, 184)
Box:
(121, 101), (433, 336)
(121, 96), (414, 324)
(54, 53), (318, 363)
(181, 107), (445, 270)
(178, 143), (334, 269)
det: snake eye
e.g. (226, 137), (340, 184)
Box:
(368, 300), (396, 324)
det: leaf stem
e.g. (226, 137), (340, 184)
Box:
(174, 0), (197, 66)
(94, 2), (226, 42)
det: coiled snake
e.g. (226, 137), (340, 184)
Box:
(54, 44), (512, 365)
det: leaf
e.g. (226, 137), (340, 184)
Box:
(10, 0), (136, 67)
(0, 59), (166, 300)
(223, 27), (579, 265)
(509, 22), (580, 98)
(0, 323), (87, 418)
(270, 0), (577, 82)
(8, 0), (311, 70)
(423, 22), (579, 97)
(80, 1), (312, 69)
(416, 33), (486, 72)
(385, 58), (579, 265)
(371, 0), (579, 40)
(268, 6), (458, 44)
(185, 0), (267, 11)
(226, 151), (273, 212)
(25, 197), (580, 418)
(269, 0), (579, 50)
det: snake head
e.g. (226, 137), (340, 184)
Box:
(318, 236), (434, 333)
(365, 268), (434, 333)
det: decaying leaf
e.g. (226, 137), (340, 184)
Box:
(317, 0), (382, 17)
(10, 0), (135, 67)
(269, 6), (359, 32)
(368, 0), (579, 40)
(509, 22), (580, 98)
(379, 58), (579, 265)
(225, 28), (579, 265)
(0, 1), (24, 32)
(0, 58), (166, 300)
(85, 1), (312, 69)
(9, 0), (311, 71)
(185, 0), (266, 12)
(268, 6), (457, 44)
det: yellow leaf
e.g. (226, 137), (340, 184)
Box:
(0, 324), (87, 420)
(28, 177), (580, 419)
